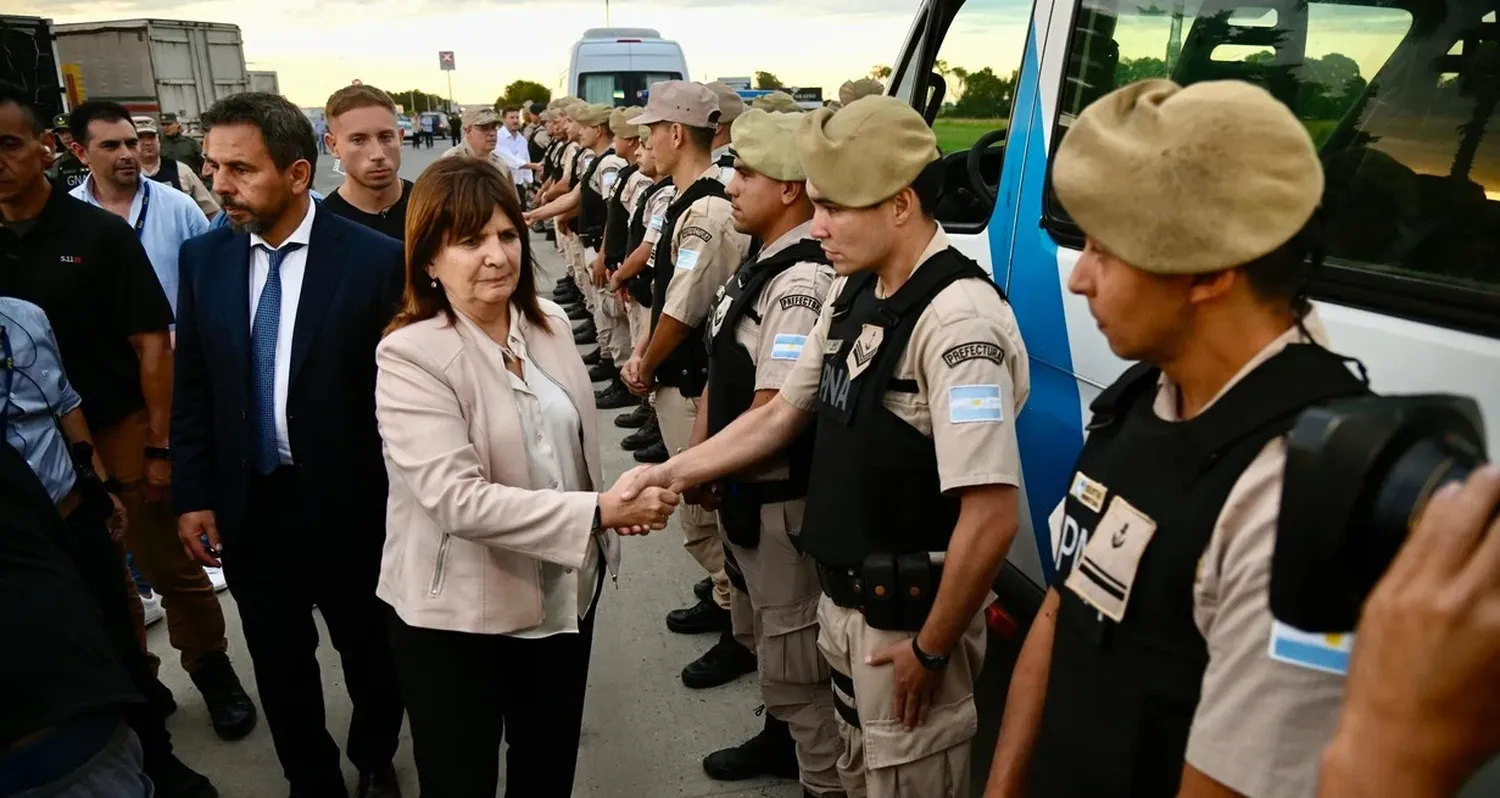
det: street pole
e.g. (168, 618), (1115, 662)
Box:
(605, 0), (611, 25)
(447, 71), (454, 114)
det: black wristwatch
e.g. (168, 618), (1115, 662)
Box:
(912, 638), (950, 672)
(144, 446), (171, 461)
(592, 503), (603, 532)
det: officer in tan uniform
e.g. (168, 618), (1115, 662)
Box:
(440, 106), (518, 199)
(753, 91), (805, 114)
(622, 82), (755, 644)
(982, 80), (1365, 798)
(690, 109), (842, 794)
(704, 81), (747, 181)
(543, 101), (596, 345)
(623, 96), (1030, 798)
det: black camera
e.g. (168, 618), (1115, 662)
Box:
(1271, 395), (1487, 632)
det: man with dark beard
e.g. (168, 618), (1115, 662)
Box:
(174, 91), (407, 798)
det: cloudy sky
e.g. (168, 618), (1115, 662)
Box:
(36, 0), (974, 106)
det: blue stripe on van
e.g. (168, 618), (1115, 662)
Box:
(988, 25), (1085, 585)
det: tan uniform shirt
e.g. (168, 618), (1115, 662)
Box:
(658, 166), (751, 328)
(779, 228), (1028, 491)
(706, 220), (834, 482)
(559, 142), (584, 187)
(1044, 313), (1341, 798)
(142, 159), (219, 218)
(642, 183), (678, 252)
(620, 170), (654, 218)
(589, 151), (627, 202)
(441, 144), (518, 197)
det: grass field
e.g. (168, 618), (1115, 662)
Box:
(934, 118), (1007, 153)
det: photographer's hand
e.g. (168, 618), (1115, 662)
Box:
(1319, 465), (1500, 798)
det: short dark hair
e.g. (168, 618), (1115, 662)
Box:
(528, 102), (544, 115)
(1241, 216), (1320, 317)
(201, 92), (317, 173)
(910, 159), (945, 218)
(0, 81), (44, 136)
(685, 124), (715, 152)
(501, 106), (520, 116)
(68, 100), (132, 146)
(325, 84), (396, 122)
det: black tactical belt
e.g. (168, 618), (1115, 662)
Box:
(816, 561), (866, 611)
(816, 555), (945, 632)
(724, 479), (805, 506)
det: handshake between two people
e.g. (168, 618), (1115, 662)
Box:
(598, 464), (693, 537)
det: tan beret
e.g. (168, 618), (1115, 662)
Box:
(547, 96), (581, 110)
(572, 103), (613, 127)
(638, 125), (652, 141)
(611, 107), (646, 139)
(731, 110), (806, 182)
(1052, 79), (1322, 275)
(798, 96), (938, 208)
(839, 78), (885, 106)
(752, 91), (803, 114)
(704, 82), (746, 123)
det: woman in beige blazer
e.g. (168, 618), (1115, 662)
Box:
(374, 158), (678, 798)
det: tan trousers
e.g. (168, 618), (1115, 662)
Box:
(654, 386), (730, 608)
(818, 599), (987, 798)
(725, 499), (843, 795)
(95, 409), (228, 674)
(628, 301), (652, 352)
(584, 247), (630, 363)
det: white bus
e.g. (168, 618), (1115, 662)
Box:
(566, 27), (690, 107)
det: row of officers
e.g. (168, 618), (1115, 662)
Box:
(520, 74), (1357, 798)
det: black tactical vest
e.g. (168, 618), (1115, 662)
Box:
(799, 249), (1003, 569)
(704, 239), (829, 545)
(626, 177), (673, 307)
(604, 163), (641, 268)
(144, 158), (182, 191)
(50, 154), (89, 191)
(649, 176), (729, 397)
(576, 148), (612, 250)
(1030, 343), (1368, 798)
(566, 146), (588, 190)
(540, 140), (563, 183)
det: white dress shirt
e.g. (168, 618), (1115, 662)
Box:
(493, 307), (599, 638)
(248, 199), (317, 466)
(495, 127), (534, 187)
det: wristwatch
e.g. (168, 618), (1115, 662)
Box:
(144, 446), (171, 461)
(912, 638), (950, 672)
(592, 503), (603, 533)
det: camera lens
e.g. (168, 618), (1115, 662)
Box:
(1362, 432), (1483, 596)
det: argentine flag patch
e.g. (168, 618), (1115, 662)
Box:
(1268, 621), (1352, 676)
(948, 384), (1004, 424)
(770, 334), (807, 361)
(676, 249), (701, 271)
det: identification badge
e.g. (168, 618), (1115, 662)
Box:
(846, 324), (884, 381)
(1063, 497), (1157, 622)
(1069, 472), (1108, 514)
(709, 293), (732, 337)
(824, 338), (844, 355)
(1268, 622), (1353, 676)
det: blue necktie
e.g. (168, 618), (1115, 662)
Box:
(251, 243), (303, 475)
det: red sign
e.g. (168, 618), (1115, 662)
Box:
(438, 51), (456, 71)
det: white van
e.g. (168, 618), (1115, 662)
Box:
(566, 27), (690, 107)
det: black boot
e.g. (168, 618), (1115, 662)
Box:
(566, 303), (592, 321)
(633, 440), (669, 463)
(355, 763), (401, 798)
(144, 673), (178, 718)
(147, 754), (220, 798)
(588, 359), (619, 383)
(190, 651), (258, 741)
(621, 415), (661, 451)
(702, 710), (799, 781)
(595, 380), (637, 410)
(693, 576), (715, 603)
(615, 400), (652, 428)
(667, 596), (731, 634)
(573, 321), (598, 346)
(581, 348), (603, 367)
(682, 629), (758, 688)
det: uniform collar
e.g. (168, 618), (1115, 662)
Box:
(695, 164), (723, 184)
(758, 219), (817, 261)
(250, 195), (316, 252)
(875, 225), (950, 298)
(712, 144), (733, 162)
(1154, 309), (1330, 421)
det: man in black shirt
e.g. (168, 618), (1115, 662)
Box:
(318, 84), (411, 241)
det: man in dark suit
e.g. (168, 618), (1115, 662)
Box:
(171, 92), (405, 798)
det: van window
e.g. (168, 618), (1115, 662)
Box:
(919, 0), (1036, 231)
(1044, 0), (1500, 332)
(578, 71), (682, 106)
